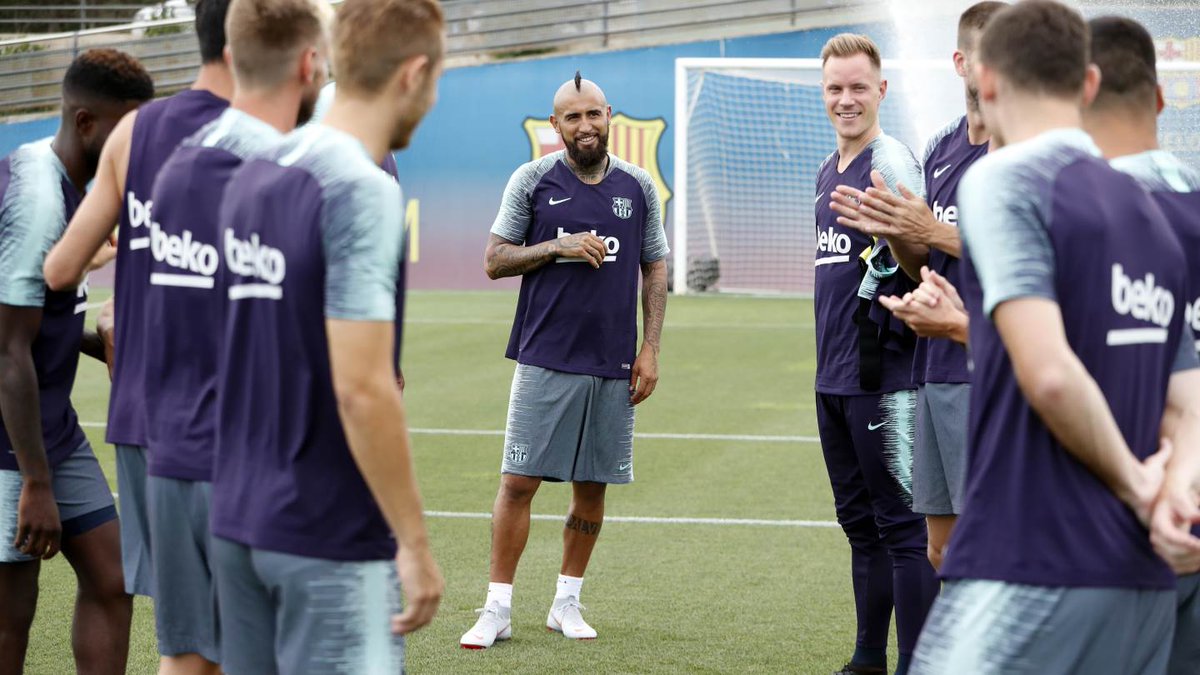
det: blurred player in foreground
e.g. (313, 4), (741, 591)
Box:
(912, 2), (1200, 672)
(141, 0), (330, 672)
(461, 72), (668, 649)
(208, 0), (444, 671)
(0, 49), (152, 675)
(43, 0), (234, 601)
(813, 32), (936, 675)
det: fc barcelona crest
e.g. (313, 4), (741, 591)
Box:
(522, 113), (673, 210)
(612, 197), (633, 219)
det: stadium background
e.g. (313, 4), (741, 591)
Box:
(2, 2), (1197, 293)
(0, 1), (1198, 672)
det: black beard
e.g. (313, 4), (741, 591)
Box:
(565, 131), (609, 169)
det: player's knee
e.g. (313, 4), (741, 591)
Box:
(572, 480), (606, 506)
(498, 475), (540, 504)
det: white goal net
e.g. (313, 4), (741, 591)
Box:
(672, 57), (1200, 295)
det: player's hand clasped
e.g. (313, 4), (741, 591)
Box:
(1149, 465), (1200, 574)
(552, 232), (607, 268)
(830, 169), (937, 243)
(879, 266), (968, 343)
(15, 479), (61, 560)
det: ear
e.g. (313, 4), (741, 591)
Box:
(549, 114), (560, 134)
(1156, 84), (1165, 116)
(879, 78), (888, 101)
(953, 50), (967, 78)
(74, 107), (95, 139)
(223, 44), (233, 70)
(605, 105), (612, 122)
(1081, 63), (1101, 108)
(400, 54), (431, 94)
(300, 47), (317, 85)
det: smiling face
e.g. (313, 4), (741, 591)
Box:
(550, 80), (612, 169)
(822, 53), (886, 144)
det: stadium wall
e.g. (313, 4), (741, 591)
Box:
(1, 5), (1196, 291)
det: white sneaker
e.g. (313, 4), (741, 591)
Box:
(546, 596), (597, 640)
(460, 601), (512, 649)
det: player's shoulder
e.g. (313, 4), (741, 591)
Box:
(180, 108), (283, 160)
(869, 132), (919, 168)
(2, 138), (64, 205)
(609, 154), (657, 200)
(507, 151), (562, 192)
(816, 150), (838, 179)
(1110, 149), (1200, 194)
(921, 116), (965, 167)
(964, 128), (1098, 195)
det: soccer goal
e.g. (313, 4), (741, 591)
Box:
(672, 57), (1200, 296)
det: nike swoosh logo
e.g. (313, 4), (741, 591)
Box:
(549, 197), (572, 205)
(618, 463), (632, 472)
(867, 421), (887, 431)
(814, 193), (824, 204)
(933, 164), (952, 179)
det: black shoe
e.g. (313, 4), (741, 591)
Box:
(833, 663), (886, 675)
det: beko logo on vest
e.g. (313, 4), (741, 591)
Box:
(1185, 297), (1200, 334)
(1106, 263), (1175, 346)
(224, 229), (286, 300)
(126, 192), (155, 251)
(556, 226), (619, 263)
(814, 226), (852, 267)
(148, 222), (219, 289)
(932, 201), (957, 226)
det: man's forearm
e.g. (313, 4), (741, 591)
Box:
(927, 221), (962, 259)
(640, 260), (667, 351)
(1024, 357), (1143, 502)
(80, 329), (106, 364)
(0, 353), (51, 482)
(337, 381), (429, 550)
(887, 238), (929, 282)
(485, 241), (558, 279)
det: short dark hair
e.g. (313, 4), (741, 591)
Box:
(1089, 16), (1158, 112)
(63, 48), (154, 104)
(195, 0), (233, 63)
(978, 0), (1089, 98)
(957, 2), (1007, 50)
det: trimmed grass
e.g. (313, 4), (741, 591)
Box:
(25, 290), (901, 674)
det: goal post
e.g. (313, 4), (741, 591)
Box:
(672, 57), (1200, 296)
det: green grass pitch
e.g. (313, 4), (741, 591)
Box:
(25, 290), (904, 674)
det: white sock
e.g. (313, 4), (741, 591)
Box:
(555, 574), (583, 601)
(487, 582), (513, 609)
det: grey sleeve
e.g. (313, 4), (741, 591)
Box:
(872, 138), (926, 200)
(0, 159), (63, 308)
(1173, 326), (1200, 373)
(635, 169), (669, 263)
(490, 163), (538, 245)
(959, 160), (1057, 317)
(321, 174), (403, 322)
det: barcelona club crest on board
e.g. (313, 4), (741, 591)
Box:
(522, 113), (673, 210)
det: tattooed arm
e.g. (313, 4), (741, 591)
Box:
(630, 258), (667, 405)
(484, 232), (606, 279)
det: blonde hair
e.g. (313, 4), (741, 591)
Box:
(225, 0), (330, 88)
(333, 0), (445, 96)
(820, 33), (882, 70)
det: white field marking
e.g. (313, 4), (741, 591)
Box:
(82, 302), (106, 311)
(103, 495), (838, 529)
(80, 421), (819, 443)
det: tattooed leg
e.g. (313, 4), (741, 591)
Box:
(561, 481), (607, 577)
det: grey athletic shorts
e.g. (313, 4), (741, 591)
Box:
(501, 363), (635, 484)
(911, 579), (1175, 674)
(0, 440), (116, 563)
(911, 383), (969, 516)
(1171, 573), (1200, 675)
(148, 476), (218, 662)
(212, 537), (404, 675)
(116, 444), (153, 596)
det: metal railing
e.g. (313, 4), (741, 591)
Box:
(0, 3), (158, 31)
(0, 0), (879, 117)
